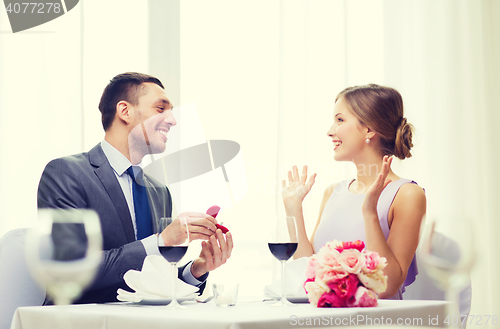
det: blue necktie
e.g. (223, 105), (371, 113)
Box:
(127, 166), (153, 240)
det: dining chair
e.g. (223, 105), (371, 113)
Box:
(403, 231), (472, 329)
(0, 228), (46, 329)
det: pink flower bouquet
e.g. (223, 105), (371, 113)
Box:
(304, 240), (387, 307)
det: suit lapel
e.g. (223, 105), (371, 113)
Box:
(89, 144), (136, 242)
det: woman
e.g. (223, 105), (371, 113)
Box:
(282, 84), (426, 299)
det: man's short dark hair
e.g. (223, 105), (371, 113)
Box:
(98, 72), (164, 131)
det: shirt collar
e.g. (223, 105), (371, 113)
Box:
(100, 140), (143, 176)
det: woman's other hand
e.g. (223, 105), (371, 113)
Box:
(362, 156), (393, 215)
(282, 165), (316, 209)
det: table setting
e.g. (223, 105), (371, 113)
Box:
(11, 296), (453, 329)
(116, 255), (199, 305)
(9, 210), (461, 329)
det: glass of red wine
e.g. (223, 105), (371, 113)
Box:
(268, 216), (298, 306)
(157, 216), (190, 309)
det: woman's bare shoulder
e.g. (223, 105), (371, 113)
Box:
(391, 182), (426, 218)
(397, 182), (426, 202)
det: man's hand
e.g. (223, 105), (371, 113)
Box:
(191, 229), (233, 278)
(160, 212), (218, 246)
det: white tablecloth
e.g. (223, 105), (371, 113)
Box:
(11, 298), (456, 329)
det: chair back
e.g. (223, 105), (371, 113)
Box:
(0, 228), (46, 329)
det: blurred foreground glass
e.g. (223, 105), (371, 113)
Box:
(25, 209), (102, 305)
(268, 216), (298, 307)
(419, 216), (475, 328)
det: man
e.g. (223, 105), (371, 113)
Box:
(37, 72), (233, 303)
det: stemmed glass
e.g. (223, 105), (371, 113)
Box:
(419, 216), (475, 328)
(268, 216), (298, 306)
(25, 209), (102, 305)
(157, 217), (190, 309)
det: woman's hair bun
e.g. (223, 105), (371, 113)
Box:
(394, 117), (414, 160)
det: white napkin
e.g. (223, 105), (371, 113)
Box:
(264, 257), (308, 297)
(117, 255), (199, 302)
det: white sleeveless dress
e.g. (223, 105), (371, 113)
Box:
(313, 178), (419, 300)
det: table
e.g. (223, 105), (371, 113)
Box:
(11, 298), (456, 329)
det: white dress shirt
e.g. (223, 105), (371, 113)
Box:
(100, 140), (204, 286)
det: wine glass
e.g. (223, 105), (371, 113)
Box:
(268, 216), (298, 306)
(419, 216), (475, 328)
(25, 209), (102, 305)
(157, 216), (190, 309)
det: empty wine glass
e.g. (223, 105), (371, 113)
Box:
(157, 216), (190, 309)
(419, 216), (475, 328)
(268, 216), (298, 306)
(25, 209), (102, 305)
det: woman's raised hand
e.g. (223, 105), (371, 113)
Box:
(362, 156), (393, 215)
(282, 165), (317, 208)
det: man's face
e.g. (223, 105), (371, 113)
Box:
(128, 82), (177, 158)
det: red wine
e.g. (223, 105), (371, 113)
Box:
(268, 243), (298, 261)
(159, 246), (188, 263)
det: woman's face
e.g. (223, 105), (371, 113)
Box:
(327, 97), (369, 162)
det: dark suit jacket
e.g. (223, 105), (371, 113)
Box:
(37, 143), (200, 303)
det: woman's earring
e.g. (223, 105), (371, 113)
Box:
(365, 138), (371, 144)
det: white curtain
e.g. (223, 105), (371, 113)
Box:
(0, 1), (149, 235)
(0, 5), (84, 234)
(277, 0), (500, 318)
